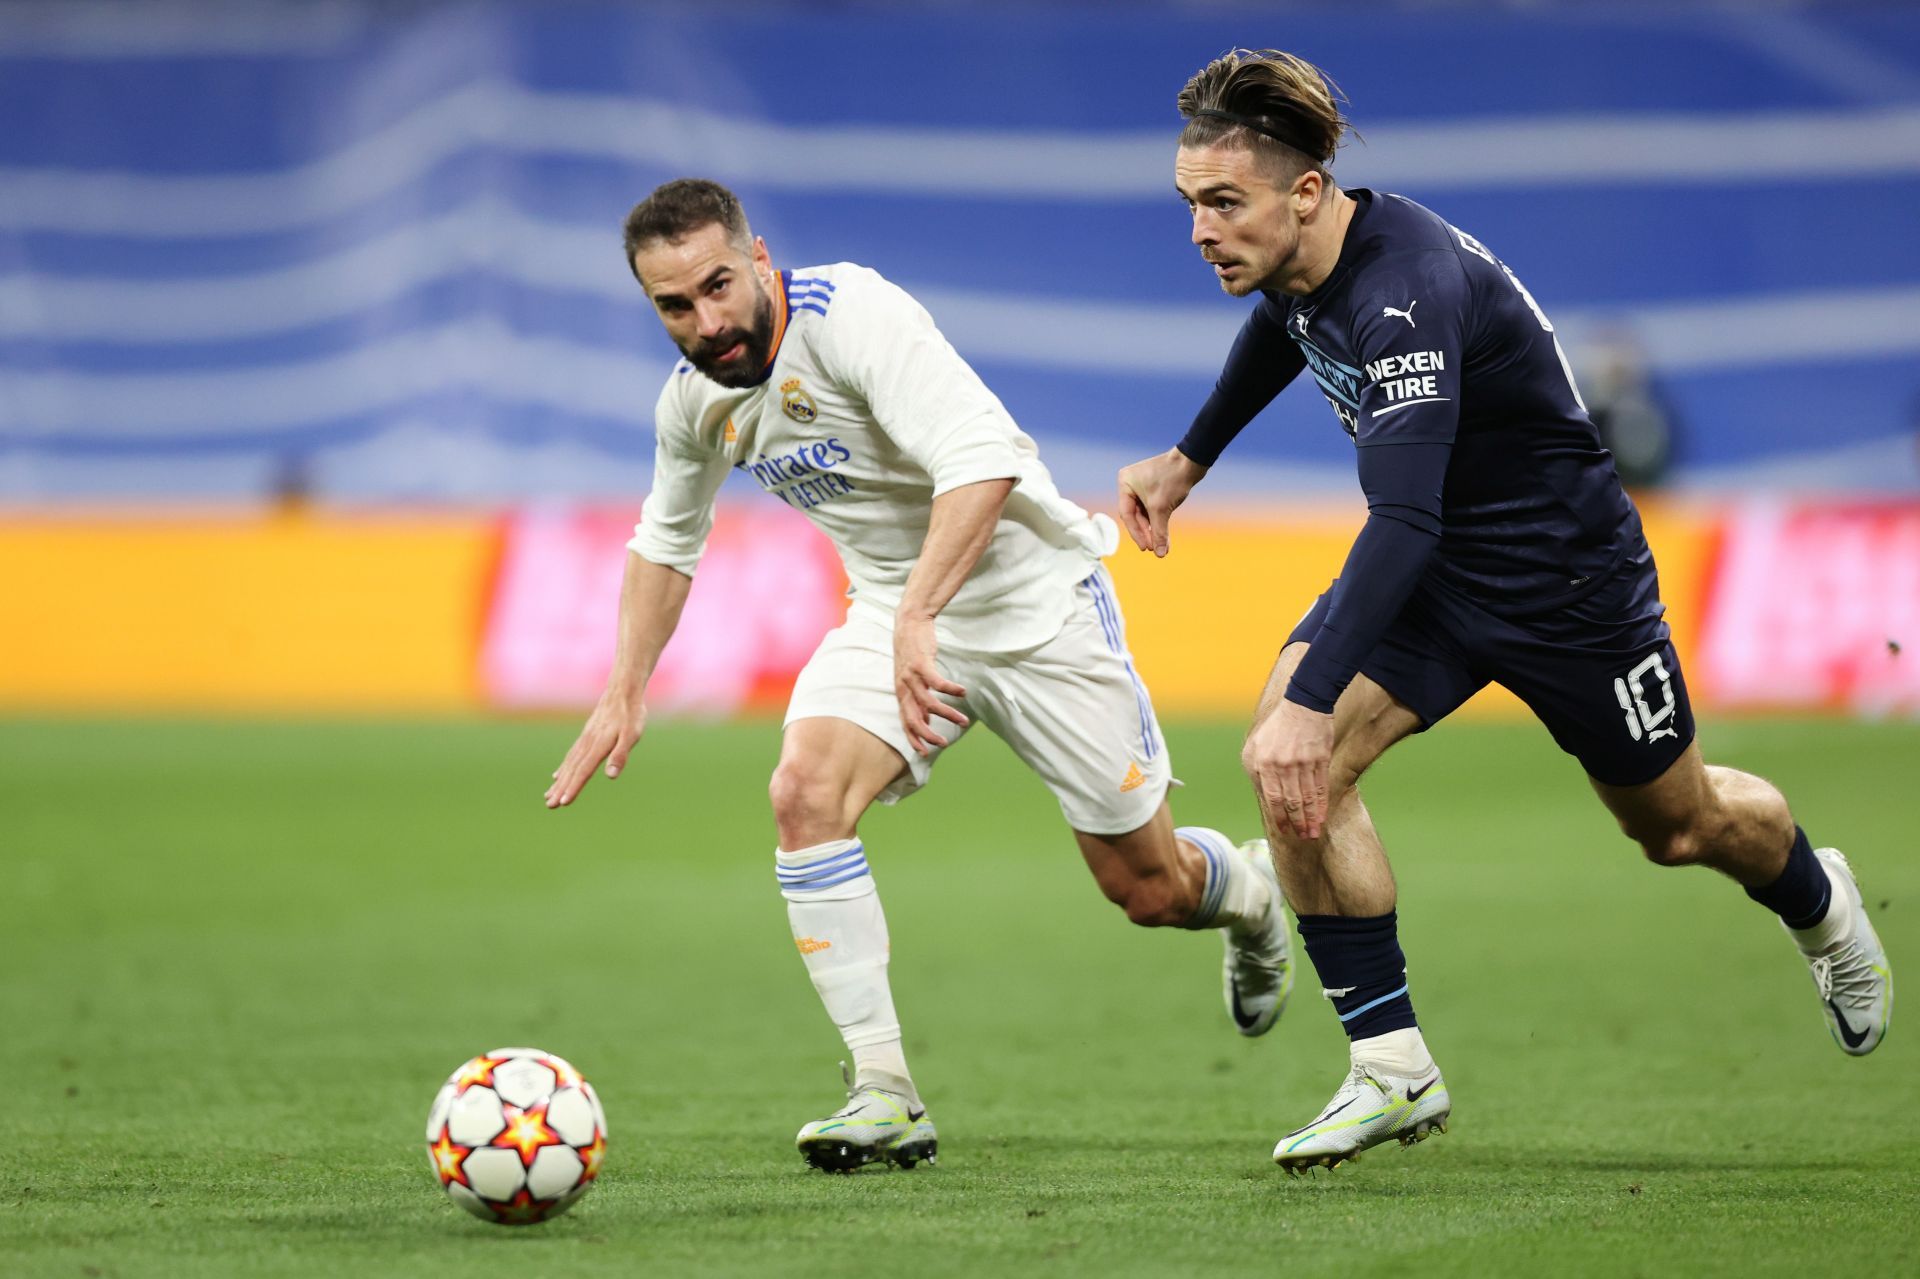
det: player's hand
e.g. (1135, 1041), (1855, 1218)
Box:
(1117, 447), (1208, 558)
(1241, 696), (1336, 840)
(545, 682), (648, 808)
(894, 612), (968, 757)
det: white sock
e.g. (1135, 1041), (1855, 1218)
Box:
(1176, 826), (1280, 938)
(1350, 1026), (1437, 1080)
(777, 839), (919, 1107)
(1789, 862), (1852, 953)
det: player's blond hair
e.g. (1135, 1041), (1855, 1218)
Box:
(1176, 49), (1352, 184)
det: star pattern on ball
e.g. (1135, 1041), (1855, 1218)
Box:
(487, 1187), (558, 1225)
(579, 1130), (607, 1181)
(546, 1056), (584, 1090)
(428, 1128), (473, 1188)
(491, 1101), (564, 1167)
(452, 1054), (506, 1091)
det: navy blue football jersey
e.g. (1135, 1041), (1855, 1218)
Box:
(1181, 189), (1647, 613)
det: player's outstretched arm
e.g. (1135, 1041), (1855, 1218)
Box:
(1117, 446), (1209, 557)
(545, 552), (693, 808)
(1127, 296), (1300, 557)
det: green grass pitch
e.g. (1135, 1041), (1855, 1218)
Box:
(2, 714), (1914, 1277)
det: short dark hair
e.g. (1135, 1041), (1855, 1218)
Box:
(621, 178), (752, 284)
(1176, 49), (1352, 186)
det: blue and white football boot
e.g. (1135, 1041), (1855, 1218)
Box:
(1223, 838), (1294, 1037)
(1791, 848), (1892, 1056)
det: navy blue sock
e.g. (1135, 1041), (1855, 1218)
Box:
(1745, 826), (1830, 929)
(1296, 911), (1418, 1040)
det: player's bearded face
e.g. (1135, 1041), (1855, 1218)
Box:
(635, 224), (779, 388)
(684, 281), (776, 388)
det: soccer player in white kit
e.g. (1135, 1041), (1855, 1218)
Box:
(546, 179), (1294, 1172)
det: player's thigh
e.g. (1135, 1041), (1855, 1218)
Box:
(1268, 587), (1476, 789)
(1501, 632), (1697, 791)
(783, 605), (965, 809)
(774, 714), (915, 817)
(969, 576), (1170, 837)
(1256, 641), (1425, 790)
(1481, 551), (1698, 790)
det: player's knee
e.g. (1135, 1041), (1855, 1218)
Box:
(1240, 740), (1350, 796)
(1095, 865), (1187, 928)
(767, 762), (851, 843)
(1624, 805), (1734, 868)
(1638, 829), (1700, 868)
(1635, 817), (1723, 868)
(1118, 878), (1186, 928)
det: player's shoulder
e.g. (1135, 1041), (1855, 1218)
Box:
(653, 355), (725, 447)
(785, 260), (887, 309)
(1343, 192), (1474, 317)
(1365, 191), (1456, 243)
(786, 261), (936, 363)
(657, 354), (699, 409)
(784, 260), (909, 320)
(1349, 193), (1466, 272)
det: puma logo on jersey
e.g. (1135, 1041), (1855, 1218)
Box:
(1119, 761), (1147, 792)
(794, 936), (833, 955)
(1293, 311), (1311, 337)
(1383, 301), (1418, 327)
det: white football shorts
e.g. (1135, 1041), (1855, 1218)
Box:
(783, 565), (1173, 836)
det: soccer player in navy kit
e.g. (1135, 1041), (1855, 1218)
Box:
(1118, 49), (1894, 1173)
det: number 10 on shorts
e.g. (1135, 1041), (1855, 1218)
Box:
(1614, 652), (1678, 743)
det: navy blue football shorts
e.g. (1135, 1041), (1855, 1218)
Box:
(1287, 561), (1696, 788)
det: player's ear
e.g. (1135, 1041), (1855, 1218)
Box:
(1292, 169), (1323, 216)
(751, 235), (773, 275)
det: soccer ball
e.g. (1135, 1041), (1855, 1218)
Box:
(425, 1047), (607, 1225)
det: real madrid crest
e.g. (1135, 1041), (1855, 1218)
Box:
(780, 378), (818, 424)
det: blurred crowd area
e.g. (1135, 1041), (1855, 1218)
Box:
(2, 0), (1918, 505)
(1, 1), (1915, 719)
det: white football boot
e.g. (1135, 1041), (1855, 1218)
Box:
(796, 1067), (937, 1173)
(1223, 838), (1294, 1037)
(1272, 1062), (1450, 1174)
(1790, 849), (1893, 1056)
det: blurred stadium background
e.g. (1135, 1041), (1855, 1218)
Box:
(7, 5), (1919, 1273)
(3, 0), (1917, 720)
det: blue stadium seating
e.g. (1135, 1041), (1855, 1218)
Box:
(2, 1), (1916, 500)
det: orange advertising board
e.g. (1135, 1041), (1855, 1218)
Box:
(0, 498), (1902, 719)
(0, 511), (497, 712)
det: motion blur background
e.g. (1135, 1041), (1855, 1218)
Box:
(3, 0), (1917, 719)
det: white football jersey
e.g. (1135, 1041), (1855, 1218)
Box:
(629, 262), (1116, 652)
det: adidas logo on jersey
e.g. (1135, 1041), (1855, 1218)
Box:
(1119, 761), (1147, 792)
(723, 418), (737, 443)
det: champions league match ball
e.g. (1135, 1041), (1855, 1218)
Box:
(425, 1048), (608, 1225)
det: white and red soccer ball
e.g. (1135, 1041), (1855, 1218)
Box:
(425, 1047), (607, 1225)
